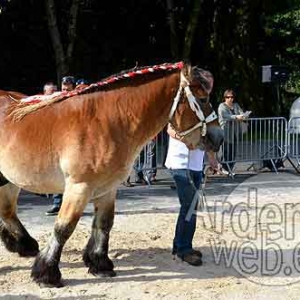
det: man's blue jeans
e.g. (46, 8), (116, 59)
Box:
(170, 169), (203, 256)
(52, 194), (62, 208)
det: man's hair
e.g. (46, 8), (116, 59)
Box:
(76, 78), (88, 86)
(43, 82), (58, 92)
(61, 76), (76, 86)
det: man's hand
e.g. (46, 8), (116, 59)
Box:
(206, 151), (218, 170)
(186, 143), (197, 150)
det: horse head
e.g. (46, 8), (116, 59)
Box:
(169, 63), (224, 152)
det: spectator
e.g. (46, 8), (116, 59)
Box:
(61, 76), (76, 92)
(135, 136), (157, 184)
(43, 82), (58, 95)
(218, 89), (248, 173)
(164, 123), (205, 266)
(45, 76), (76, 216)
(75, 78), (89, 89)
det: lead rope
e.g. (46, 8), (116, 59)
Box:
(184, 154), (215, 231)
(185, 152), (227, 232)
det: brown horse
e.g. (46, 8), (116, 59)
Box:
(0, 61), (223, 287)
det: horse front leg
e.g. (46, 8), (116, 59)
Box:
(31, 182), (91, 287)
(83, 189), (116, 277)
(0, 183), (39, 256)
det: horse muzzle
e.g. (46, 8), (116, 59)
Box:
(199, 127), (224, 152)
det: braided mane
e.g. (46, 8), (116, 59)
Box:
(29, 62), (184, 104)
(9, 61), (184, 121)
(83, 61), (184, 95)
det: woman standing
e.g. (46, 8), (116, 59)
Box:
(218, 89), (247, 173)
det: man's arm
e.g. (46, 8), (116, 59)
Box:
(167, 123), (182, 140)
(167, 123), (196, 149)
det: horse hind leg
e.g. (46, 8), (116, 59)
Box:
(83, 189), (116, 277)
(0, 183), (39, 256)
(31, 182), (92, 287)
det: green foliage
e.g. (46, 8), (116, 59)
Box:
(0, 0), (11, 14)
(285, 71), (300, 94)
(0, 0), (299, 115)
(265, 4), (300, 94)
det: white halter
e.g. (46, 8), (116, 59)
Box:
(169, 72), (218, 137)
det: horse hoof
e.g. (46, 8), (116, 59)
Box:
(0, 226), (18, 253)
(83, 251), (115, 273)
(18, 248), (39, 257)
(0, 226), (39, 256)
(31, 253), (62, 287)
(39, 281), (64, 288)
(17, 236), (39, 257)
(90, 269), (116, 277)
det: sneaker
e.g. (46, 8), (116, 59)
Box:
(122, 181), (134, 187)
(45, 206), (60, 216)
(177, 252), (202, 266)
(220, 169), (229, 175)
(150, 175), (157, 182)
(170, 184), (176, 190)
(135, 178), (147, 184)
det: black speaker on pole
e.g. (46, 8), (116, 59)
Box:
(262, 65), (289, 83)
(261, 65), (290, 115)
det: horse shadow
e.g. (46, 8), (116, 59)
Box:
(59, 243), (300, 286)
(59, 246), (242, 286)
(2, 245), (300, 284)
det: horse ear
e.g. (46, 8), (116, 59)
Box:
(195, 68), (214, 94)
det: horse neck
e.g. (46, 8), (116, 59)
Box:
(124, 72), (180, 143)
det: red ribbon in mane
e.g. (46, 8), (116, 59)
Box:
(21, 61), (184, 105)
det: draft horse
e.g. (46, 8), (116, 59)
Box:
(0, 61), (224, 287)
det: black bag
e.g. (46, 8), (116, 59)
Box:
(262, 158), (284, 172)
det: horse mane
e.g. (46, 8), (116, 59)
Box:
(9, 61), (184, 121)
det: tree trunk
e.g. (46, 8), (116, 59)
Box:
(182, 0), (202, 60)
(44, 0), (81, 84)
(66, 0), (81, 62)
(166, 0), (179, 59)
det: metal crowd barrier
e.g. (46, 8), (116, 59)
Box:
(132, 117), (300, 183)
(287, 117), (300, 168)
(220, 117), (288, 174)
(133, 130), (169, 184)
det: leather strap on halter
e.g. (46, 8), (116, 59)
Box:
(169, 73), (218, 137)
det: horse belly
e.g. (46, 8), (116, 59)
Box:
(0, 160), (65, 193)
(17, 174), (65, 194)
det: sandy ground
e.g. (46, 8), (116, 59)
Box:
(1, 172), (300, 299)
